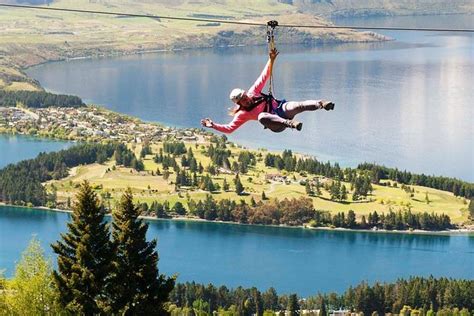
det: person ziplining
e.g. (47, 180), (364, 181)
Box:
(201, 20), (335, 134)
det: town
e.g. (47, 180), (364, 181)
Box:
(0, 105), (199, 143)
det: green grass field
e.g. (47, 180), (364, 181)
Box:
(47, 140), (469, 224)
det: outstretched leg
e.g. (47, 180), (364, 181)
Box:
(258, 112), (301, 133)
(282, 100), (334, 119)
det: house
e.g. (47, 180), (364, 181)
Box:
(265, 173), (287, 182)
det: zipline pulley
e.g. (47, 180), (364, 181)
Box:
(266, 20), (278, 97)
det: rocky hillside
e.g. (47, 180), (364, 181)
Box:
(8, 0), (473, 17)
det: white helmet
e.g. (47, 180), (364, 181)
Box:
(229, 88), (245, 104)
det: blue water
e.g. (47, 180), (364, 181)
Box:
(0, 205), (473, 296)
(25, 15), (474, 181)
(0, 134), (74, 168)
(1, 15), (473, 297)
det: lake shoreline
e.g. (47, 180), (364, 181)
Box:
(1, 202), (472, 236)
(2, 17), (388, 91)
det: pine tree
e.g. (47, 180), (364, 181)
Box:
(234, 174), (244, 195)
(110, 189), (174, 315)
(347, 210), (356, 228)
(223, 178), (230, 192)
(173, 201), (186, 216)
(319, 298), (327, 316)
(314, 178), (322, 197)
(261, 191), (267, 200)
(340, 184), (348, 201)
(305, 182), (313, 196)
(330, 181), (341, 201)
(287, 294), (299, 316)
(51, 181), (113, 314)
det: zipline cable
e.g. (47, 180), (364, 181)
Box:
(1, 3), (474, 33)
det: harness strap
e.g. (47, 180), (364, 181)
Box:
(248, 92), (282, 114)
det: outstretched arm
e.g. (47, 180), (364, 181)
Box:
(201, 113), (248, 134)
(248, 48), (279, 96)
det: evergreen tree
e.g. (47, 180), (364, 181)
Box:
(305, 182), (313, 196)
(172, 201), (186, 216)
(235, 174), (244, 195)
(319, 298), (327, 316)
(51, 181), (113, 314)
(468, 199), (474, 220)
(250, 197), (257, 207)
(340, 185), (348, 201)
(347, 210), (356, 228)
(330, 181), (341, 201)
(262, 191), (267, 200)
(223, 178), (230, 192)
(262, 287), (279, 311)
(314, 178), (322, 196)
(110, 189), (175, 315)
(287, 294), (299, 316)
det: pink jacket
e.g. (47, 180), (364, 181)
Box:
(212, 60), (278, 134)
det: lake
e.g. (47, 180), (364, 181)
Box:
(0, 205), (473, 296)
(25, 15), (474, 182)
(0, 134), (74, 168)
(1, 15), (473, 297)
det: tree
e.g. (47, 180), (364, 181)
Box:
(4, 238), (59, 315)
(110, 189), (175, 315)
(173, 201), (187, 216)
(340, 185), (348, 201)
(193, 299), (210, 316)
(51, 181), (113, 314)
(468, 199), (474, 220)
(262, 191), (267, 200)
(352, 190), (360, 201)
(287, 294), (299, 316)
(305, 182), (313, 196)
(234, 174), (244, 195)
(223, 178), (230, 192)
(319, 298), (327, 316)
(347, 210), (356, 228)
(330, 181), (341, 201)
(314, 178), (322, 196)
(262, 287), (279, 311)
(250, 287), (264, 316)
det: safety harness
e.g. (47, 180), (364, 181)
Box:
(247, 92), (286, 117)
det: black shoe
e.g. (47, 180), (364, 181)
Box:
(320, 101), (335, 111)
(286, 120), (303, 131)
